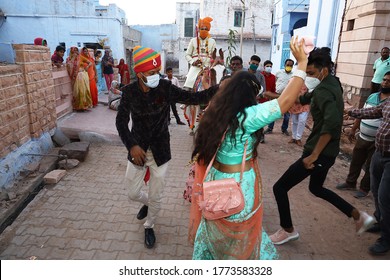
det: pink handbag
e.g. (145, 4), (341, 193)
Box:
(198, 138), (248, 220)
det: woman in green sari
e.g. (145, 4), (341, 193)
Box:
(189, 36), (309, 260)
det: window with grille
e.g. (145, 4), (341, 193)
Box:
(234, 11), (245, 27)
(184, 18), (194, 37)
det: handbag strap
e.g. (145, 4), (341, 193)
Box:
(203, 130), (248, 183)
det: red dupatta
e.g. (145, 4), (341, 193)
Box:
(117, 59), (131, 84)
(66, 47), (80, 84)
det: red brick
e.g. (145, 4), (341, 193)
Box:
(44, 170), (67, 184)
(29, 112), (37, 123)
(18, 116), (29, 129)
(15, 85), (26, 97)
(2, 111), (16, 122)
(36, 110), (44, 119)
(31, 131), (42, 138)
(15, 107), (28, 119)
(14, 50), (30, 63)
(1, 74), (18, 88)
(0, 65), (21, 75)
(0, 125), (11, 138)
(19, 135), (30, 145)
(26, 83), (37, 93)
(0, 100), (6, 112)
(6, 95), (25, 109)
(9, 121), (19, 132)
(5, 86), (18, 99)
(29, 51), (43, 62)
(1, 133), (14, 148)
(29, 121), (41, 133)
(38, 100), (46, 108)
(28, 102), (38, 112)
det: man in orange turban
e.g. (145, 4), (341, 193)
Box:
(183, 17), (216, 89)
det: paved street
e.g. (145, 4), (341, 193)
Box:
(0, 102), (388, 260)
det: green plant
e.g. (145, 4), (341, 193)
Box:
(225, 29), (238, 66)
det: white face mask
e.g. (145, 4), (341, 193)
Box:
(265, 66), (272, 73)
(142, 73), (160, 88)
(305, 77), (320, 93)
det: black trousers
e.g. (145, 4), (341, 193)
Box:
(170, 102), (181, 123)
(273, 152), (354, 229)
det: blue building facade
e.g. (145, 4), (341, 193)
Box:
(0, 0), (127, 62)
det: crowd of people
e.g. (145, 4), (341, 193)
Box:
(34, 37), (130, 112)
(35, 20), (390, 259)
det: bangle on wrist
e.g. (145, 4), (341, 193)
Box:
(292, 69), (307, 81)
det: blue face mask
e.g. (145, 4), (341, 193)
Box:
(249, 64), (259, 71)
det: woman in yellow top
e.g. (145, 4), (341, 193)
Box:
(66, 47), (93, 111)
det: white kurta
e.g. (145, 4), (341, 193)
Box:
(184, 37), (216, 89)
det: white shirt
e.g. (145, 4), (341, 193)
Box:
(165, 76), (180, 87)
(275, 70), (293, 94)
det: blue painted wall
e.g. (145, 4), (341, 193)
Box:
(0, 133), (54, 189)
(0, 0), (126, 61)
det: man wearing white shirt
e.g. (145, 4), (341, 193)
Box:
(165, 67), (185, 125)
(265, 59), (294, 135)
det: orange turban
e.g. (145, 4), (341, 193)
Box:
(198, 17), (213, 31)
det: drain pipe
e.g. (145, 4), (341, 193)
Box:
(21, 153), (67, 159)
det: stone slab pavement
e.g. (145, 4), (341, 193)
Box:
(0, 102), (388, 260)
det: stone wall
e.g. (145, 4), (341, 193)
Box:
(0, 65), (30, 158)
(341, 83), (371, 108)
(13, 44), (57, 139)
(0, 44), (72, 159)
(337, 0), (390, 105)
(52, 67), (73, 119)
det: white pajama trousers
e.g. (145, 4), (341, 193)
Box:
(291, 111), (309, 140)
(125, 149), (168, 229)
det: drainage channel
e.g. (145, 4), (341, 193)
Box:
(0, 152), (67, 235)
(0, 180), (45, 235)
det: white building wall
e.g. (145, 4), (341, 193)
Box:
(177, 0), (273, 76)
(176, 2), (200, 77)
(200, 0), (273, 38)
(272, 0), (345, 70)
(306, 0), (345, 62)
(0, 0), (127, 61)
(270, 0), (284, 70)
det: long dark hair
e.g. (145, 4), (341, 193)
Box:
(192, 71), (262, 164)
